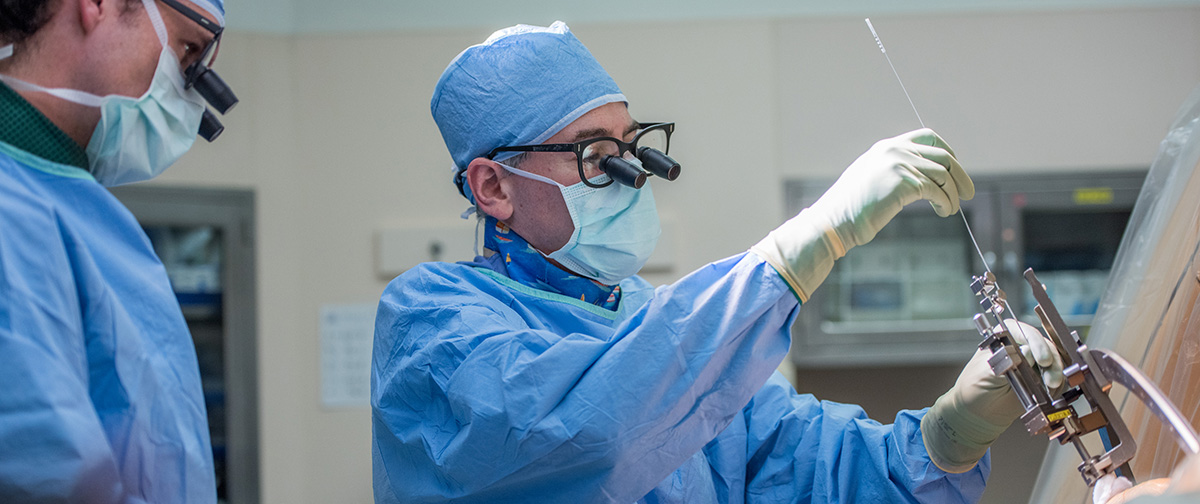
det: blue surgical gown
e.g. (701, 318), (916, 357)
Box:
(372, 253), (989, 503)
(0, 143), (216, 502)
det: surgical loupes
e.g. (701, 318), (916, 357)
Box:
(599, 156), (647, 189)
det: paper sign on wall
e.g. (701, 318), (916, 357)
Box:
(319, 303), (377, 408)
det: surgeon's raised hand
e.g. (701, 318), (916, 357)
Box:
(750, 128), (972, 301)
(815, 128), (973, 249)
(921, 319), (1064, 473)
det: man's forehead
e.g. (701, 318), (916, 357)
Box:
(553, 104), (637, 142)
(566, 123), (639, 143)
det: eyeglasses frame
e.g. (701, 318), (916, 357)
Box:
(485, 122), (675, 188)
(157, 0), (224, 88)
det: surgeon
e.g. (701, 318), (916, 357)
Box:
(0, 0), (235, 501)
(372, 22), (1064, 504)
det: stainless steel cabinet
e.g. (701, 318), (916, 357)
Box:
(993, 173), (1144, 328)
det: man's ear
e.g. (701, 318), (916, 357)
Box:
(466, 158), (514, 221)
(77, 0), (104, 34)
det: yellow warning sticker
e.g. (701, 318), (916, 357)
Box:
(1048, 409), (1072, 422)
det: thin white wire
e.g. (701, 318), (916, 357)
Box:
(865, 19), (992, 275)
(866, 19), (926, 129)
(865, 18), (1031, 348)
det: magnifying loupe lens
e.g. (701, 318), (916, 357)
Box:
(600, 156), (647, 189)
(198, 109), (224, 142)
(637, 147), (680, 181)
(192, 67), (239, 114)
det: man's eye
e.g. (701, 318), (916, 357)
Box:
(179, 42), (207, 68)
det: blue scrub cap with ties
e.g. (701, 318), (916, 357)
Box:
(431, 21), (627, 204)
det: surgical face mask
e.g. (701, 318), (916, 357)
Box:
(0, 0), (205, 186)
(85, 47), (205, 186)
(500, 162), (661, 285)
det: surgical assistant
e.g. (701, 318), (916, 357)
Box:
(372, 21), (1057, 503)
(0, 0), (234, 500)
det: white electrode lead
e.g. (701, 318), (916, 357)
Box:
(863, 18), (993, 275)
(862, 19), (1040, 351)
(865, 18), (925, 129)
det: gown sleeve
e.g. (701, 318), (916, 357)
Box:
(372, 252), (800, 503)
(741, 373), (989, 504)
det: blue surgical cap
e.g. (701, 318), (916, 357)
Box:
(431, 21), (626, 203)
(190, 0), (225, 26)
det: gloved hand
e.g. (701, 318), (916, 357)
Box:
(750, 128), (973, 301)
(921, 319), (1065, 473)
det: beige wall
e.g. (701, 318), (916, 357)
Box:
(151, 7), (1200, 503)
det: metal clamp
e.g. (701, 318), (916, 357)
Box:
(968, 267), (1199, 487)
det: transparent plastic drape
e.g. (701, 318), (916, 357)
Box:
(1028, 84), (1200, 503)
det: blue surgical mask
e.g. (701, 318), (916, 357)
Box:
(0, 0), (205, 186)
(499, 162), (661, 285)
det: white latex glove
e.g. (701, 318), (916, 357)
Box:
(1006, 318), (1065, 390)
(1094, 474), (1135, 504)
(814, 128), (974, 248)
(750, 128), (973, 301)
(921, 319), (1065, 473)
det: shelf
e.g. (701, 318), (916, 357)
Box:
(176, 292), (223, 320)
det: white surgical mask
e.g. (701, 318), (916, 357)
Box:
(0, 0), (205, 186)
(500, 162), (661, 285)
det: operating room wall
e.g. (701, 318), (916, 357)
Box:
(151, 6), (1200, 504)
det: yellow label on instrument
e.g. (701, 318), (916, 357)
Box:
(1047, 409), (1072, 422)
(1073, 187), (1114, 205)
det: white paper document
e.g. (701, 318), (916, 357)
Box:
(319, 303), (377, 408)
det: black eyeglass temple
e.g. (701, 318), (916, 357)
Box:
(157, 0), (222, 35)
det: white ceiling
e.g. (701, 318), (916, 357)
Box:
(226, 0), (1200, 34)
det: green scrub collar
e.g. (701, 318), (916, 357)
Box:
(0, 81), (89, 170)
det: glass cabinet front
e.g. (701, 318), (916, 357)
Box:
(786, 171), (1145, 368)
